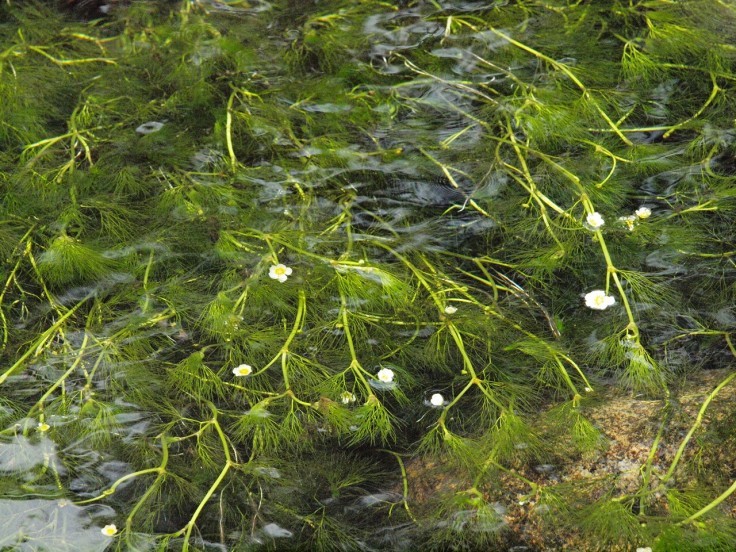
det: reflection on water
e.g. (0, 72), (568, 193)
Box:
(0, 499), (115, 552)
(0, 432), (60, 474)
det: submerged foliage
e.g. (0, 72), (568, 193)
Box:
(1, 0), (736, 550)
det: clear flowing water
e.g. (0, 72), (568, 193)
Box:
(2, 1), (736, 550)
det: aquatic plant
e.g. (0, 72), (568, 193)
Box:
(2, 0), (736, 550)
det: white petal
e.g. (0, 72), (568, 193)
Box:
(430, 393), (445, 406)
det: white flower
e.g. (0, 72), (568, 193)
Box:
(268, 264), (293, 283)
(618, 215), (637, 231)
(635, 548), (652, 552)
(340, 391), (356, 404)
(635, 206), (652, 219)
(584, 290), (616, 310)
(444, 305), (457, 315)
(101, 524), (118, 537)
(584, 386), (593, 393)
(376, 368), (394, 383)
(37, 422), (50, 432)
(585, 212), (605, 230)
(232, 364), (253, 377)
(429, 393), (445, 407)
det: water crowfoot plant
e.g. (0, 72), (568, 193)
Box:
(2, 0), (736, 550)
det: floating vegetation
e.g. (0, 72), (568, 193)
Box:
(2, 0), (736, 550)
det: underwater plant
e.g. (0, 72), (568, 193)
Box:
(1, 0), (736, 550)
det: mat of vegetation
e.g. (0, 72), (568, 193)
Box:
(1, 1), (736, 550)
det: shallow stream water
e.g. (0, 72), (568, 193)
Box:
(2, 1), (736, 550)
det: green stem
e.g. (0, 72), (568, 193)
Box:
(252, 290), (306, 377)
(663, 73), (720, 138)
(679, 478), (736, 526)
(0, 297), (88, 385)
(225, 89), (238, 170)
(380, 450), (417, 522)
(178, 404), (236, 551)
(662, 370), (736, 484)
(339, 286), (373, 393)
(487, 27), (632, 146)
(27, 332), (89, 418)
(638, 400), (670, 515)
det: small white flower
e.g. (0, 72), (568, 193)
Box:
(584, 290), (616, 310)
(101, 524), (118, 537)
(584, 386), (593, 393)
(268, 264), (293, 283)
(635, 206), (652, 219)
(232, 364), (253, 377)
(340, 391), (356, 404)
(429, 393), (445, 407)
(376, 368), (394, 383)
(444, 305), (457, 315)
(618, 215), (637, 231)
(37, 422), (50, 432)
(585, 212), (605, 230)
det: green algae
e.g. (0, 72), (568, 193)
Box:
(1, 0), (736, 550)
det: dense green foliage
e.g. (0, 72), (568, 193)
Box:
(2, 0), (736, 550)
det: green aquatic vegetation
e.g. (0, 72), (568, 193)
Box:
(2, 0), (736, 550)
